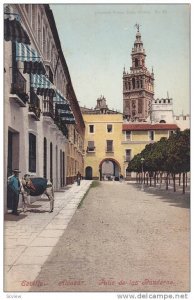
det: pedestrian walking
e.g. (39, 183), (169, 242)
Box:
(7, 169), (22, 216)
(76, 171), (82, 186)
(120, 174), (124, 183)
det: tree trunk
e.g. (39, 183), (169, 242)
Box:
(157, 173), (159, 183)
(146, 173), (148, 185)
(173, 173), (176, 192)
(150, 176), (152, 187)
(154, 172), (156, 187)
(179, 173), (181, 186)
(159, 172), (162, 189)
(186, 172), (187, 187)
(183, 172), (185, 194)
(166, 173), (169, 190)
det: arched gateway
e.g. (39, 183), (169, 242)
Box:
(99, 158), (121, 181)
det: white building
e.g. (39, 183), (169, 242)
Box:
(174, 114), (190, 131)
(150, 97), (174, 124)
(4, 4), (85, 211)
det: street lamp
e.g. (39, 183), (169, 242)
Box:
(141, 157), (145, 191)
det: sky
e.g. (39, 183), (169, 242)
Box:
(50, 3), (190, 115)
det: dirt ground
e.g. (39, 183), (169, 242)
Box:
(30, 181), (190, 292)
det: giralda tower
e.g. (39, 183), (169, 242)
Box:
(123, 25), (154, 121)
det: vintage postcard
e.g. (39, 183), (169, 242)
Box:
(3, 3), (190, 300)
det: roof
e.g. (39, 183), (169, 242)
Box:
(122, 123), (179, 131)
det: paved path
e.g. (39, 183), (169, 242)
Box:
(4, 181), (190, 292)
(27, 181), (189, 293)
(4, 180), (92, 291)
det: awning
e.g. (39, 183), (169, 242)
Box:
(16, 42), (46, 75)
(31, 74), (55, 97)
(62, 118), (76, 124)
(54, 89), (68, 103)
(60, 112), (74, 118)
(55, 103), (71, 111)
(4, 6), (30, 45)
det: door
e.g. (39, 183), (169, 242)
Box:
(85, 166), (92, 180)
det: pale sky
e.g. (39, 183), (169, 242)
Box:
(50, 4), (190, 115)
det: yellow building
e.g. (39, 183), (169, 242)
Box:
(82, 96), (179, 180)
(83, 112), (123, 180)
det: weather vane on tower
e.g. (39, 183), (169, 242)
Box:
(134, 23), (141, 32)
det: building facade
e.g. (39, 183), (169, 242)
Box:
(151, 96), (174, 124)
(82, 97), (124, 180)
(82, 97), (179, 180)
(4, 4), (85, 210)
(122, 123), (179, 179)
(174, 114), (190, 131)
(123, 25), (154, 121)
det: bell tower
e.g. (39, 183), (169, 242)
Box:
(123, 24), (154, 121)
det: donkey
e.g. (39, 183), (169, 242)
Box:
(21, 174), (54, 213)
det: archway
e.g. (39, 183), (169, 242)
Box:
(99, 158), (121, 181)
(85, 166), (93, 180)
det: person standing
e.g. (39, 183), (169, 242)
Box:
(7, 169), (21, 216)
(76, 171), (82, 186)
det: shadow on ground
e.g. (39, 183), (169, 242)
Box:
(4, 213), (27, 221)
(127, 182), (190, 209)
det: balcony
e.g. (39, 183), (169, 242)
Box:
(42, 97), (54, 121)
(87, 147), (96, 153)
(28, 89), (41, 120)
(10, 69), (29, 107)
(54, 116), (68, 138)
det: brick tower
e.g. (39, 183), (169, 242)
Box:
(123, 25), (154, 121)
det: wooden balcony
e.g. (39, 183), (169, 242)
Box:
(10, 69), (29, 107)
(28, 89), (41, 120)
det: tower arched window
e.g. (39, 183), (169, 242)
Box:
(135, 58), (139, 67)
(132, 78), (135, 89)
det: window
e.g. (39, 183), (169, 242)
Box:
(135, 58), (139, 67)
(37, 13), (41, 47)
(169, 131), (174, 136)
(106, 140), (113, 152)
(32, 5), (36, 31)
(126, 130), (131, 140)
(125, 149), (131, 161)
(176, 116), (179, 120)
(107, 124), (112, 133)
(183, 116), (186, 120)
(89, 125), (94, 133)
(43, 137), (47, 178)
(87, 141), (95, 152)
(43, 27), (46, 56)
(149, 130), (154, 141)
(132, 78), (135, 89)
(29, 133), (36, 172)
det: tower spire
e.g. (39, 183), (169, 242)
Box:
(134, 23), (141, 32)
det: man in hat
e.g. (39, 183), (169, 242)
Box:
(7, 169), (21, 216)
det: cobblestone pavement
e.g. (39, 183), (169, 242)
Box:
(4, 180), (92, 292)
(26, 181), (189, 293)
